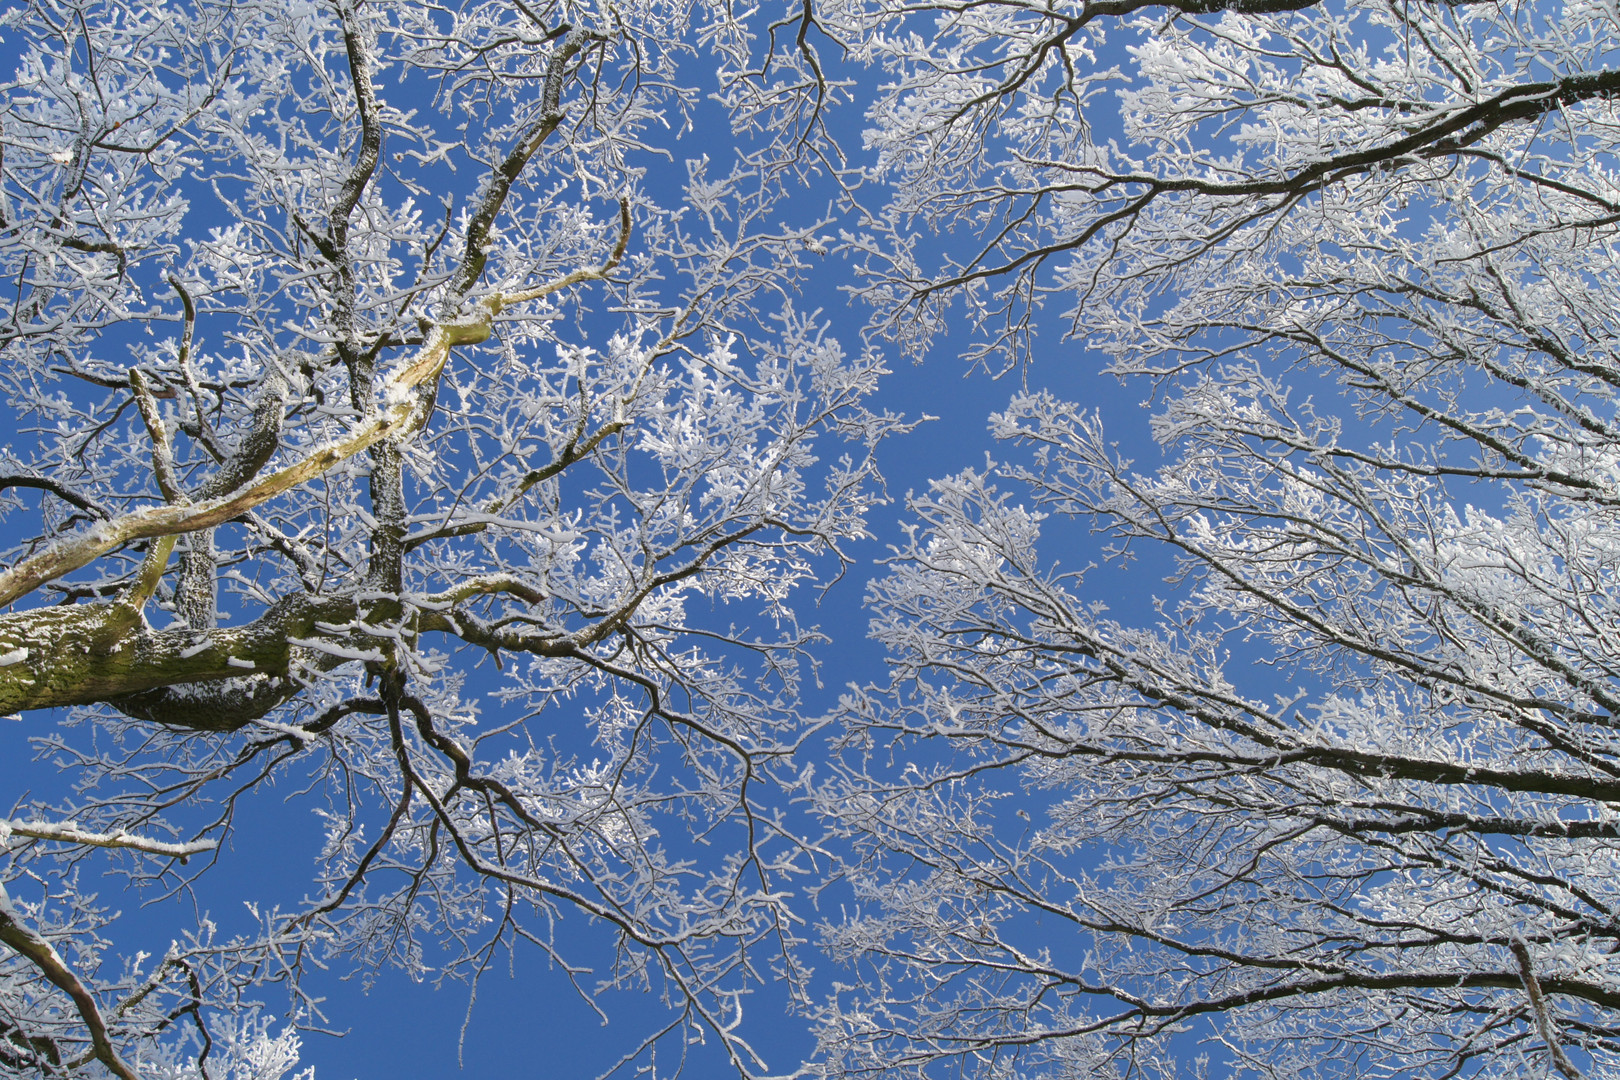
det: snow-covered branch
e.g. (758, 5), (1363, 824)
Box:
(0, 819), (216, 859)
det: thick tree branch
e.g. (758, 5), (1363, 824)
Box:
(438, 28), (599, 313)
(0, 591), (355, 720)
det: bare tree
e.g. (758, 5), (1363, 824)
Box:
(813, 0), (1620, 1076)
(0, 0), (898, 1075)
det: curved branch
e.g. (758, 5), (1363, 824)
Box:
(0, 475), (108, 519)
(0, 884), (138, 1080)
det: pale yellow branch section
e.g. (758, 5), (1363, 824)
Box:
(425, 573), (547, 608)
(0, 818), (217, 859)
(491, 198), (632, 311)
(128, 368), (183, 503)
(0, 315), (491, 610)
(122, 534), (176, 611)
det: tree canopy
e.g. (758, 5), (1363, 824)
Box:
(0, 1), (895, 1075)
(4, 0), (1620, 1076)
(813, 0), (1620, 1077)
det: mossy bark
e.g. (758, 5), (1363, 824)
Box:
(0, 593), (358, 726)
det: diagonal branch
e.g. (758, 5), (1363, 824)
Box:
(0, 316), (488, 610)
(0, 884), (139, 1080)
(1512, 939), (1586, 1080)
